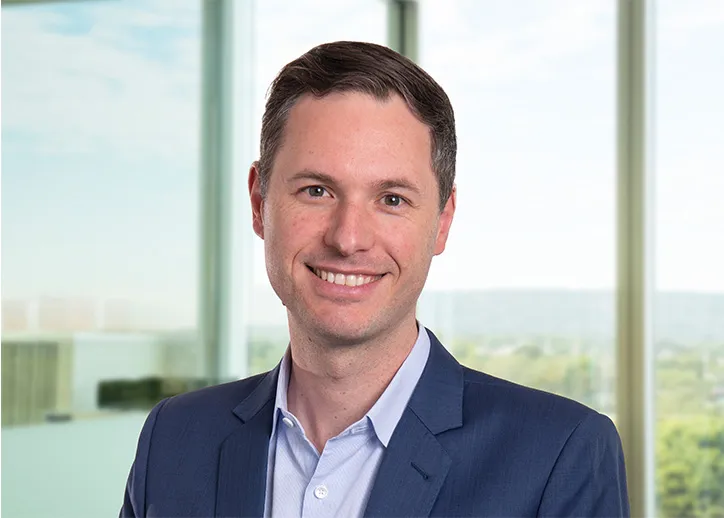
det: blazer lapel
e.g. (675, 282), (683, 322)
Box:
(216, 369), (278, 518)
(364, 408), (452, 517)
(364, 329), (464, 518)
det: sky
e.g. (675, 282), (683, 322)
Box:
(2, 0), (723, 329)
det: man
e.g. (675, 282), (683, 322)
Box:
(121, 41), (629, 517)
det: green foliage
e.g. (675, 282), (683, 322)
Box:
(657, 416), (724, 518)
(656, 349), (720, 416)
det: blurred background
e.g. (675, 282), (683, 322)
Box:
(1, 0), (722, 516)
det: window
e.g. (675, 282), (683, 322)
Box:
(653, 1), (724, 515)
(2, 2), (201, 516)
(417, 0), (617, 415)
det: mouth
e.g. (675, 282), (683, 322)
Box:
(306, 265), (384, 287)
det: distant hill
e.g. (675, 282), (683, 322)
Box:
(248, 289), (724, 345)
(418, 290), (724, 343)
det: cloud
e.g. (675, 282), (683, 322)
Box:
(419, 0), (613, 88)
(659, 0), (724, 42)
(2, 1), (201, 166)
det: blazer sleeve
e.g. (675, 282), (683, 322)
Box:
(538, 412), (630, 518)
(119, 398), (169, 518)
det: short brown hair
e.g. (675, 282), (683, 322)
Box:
(258, 41), (456, 210)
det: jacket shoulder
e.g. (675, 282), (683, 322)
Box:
(121, 372), (277, 517)
(461, 366), (600, 431)
(143, 369), (277, 448)
(159, 371), (271, 418)
(429, 366), (627, 517)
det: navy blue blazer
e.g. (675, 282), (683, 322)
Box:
(121, 329), (629, 517)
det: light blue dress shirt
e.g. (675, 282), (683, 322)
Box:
(263, 324), (431, 518)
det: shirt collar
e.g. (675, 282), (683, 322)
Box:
(366, 324), (430, 446)
(270, 323), (431, 447)
(269, 346), (292, 441)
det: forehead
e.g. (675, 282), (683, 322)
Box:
(272, 92), (434, 185)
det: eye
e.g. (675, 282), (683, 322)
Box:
(382, 194), (404, 207)
(305, 186), (327, 198)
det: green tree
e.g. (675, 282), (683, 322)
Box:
(657, 416), (724, 518)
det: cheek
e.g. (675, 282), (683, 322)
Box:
(383, 219), (437, 271)
(395, 239), (419, 262)
(267, 205), (320, 257)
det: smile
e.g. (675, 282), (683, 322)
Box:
(309, 266), (383, 287)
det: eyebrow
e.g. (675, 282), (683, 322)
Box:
(288, 170), (336, 185)
(287, 169), (423, 196)
(372, 178), (422, 196)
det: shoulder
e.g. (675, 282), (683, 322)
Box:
(140, 370), (276, 444)
(159, 371), (271, 418)
(457, 370), (628, 516)
(460, 366), (611, 440)
(424, 329), (609, 439)
(450, 366), (623, 488)
(122, 372), (278, 516)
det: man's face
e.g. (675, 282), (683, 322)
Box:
(249, 92), (455, 345)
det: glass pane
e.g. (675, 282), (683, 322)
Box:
(417, 0), (617, 414)
(653, 1), (724, 515)
(247, 0), (388, 374)
(1, 1), (201, 516)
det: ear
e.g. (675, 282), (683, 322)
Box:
(248, 161), (265, 239)
(433, 185), (456, 255)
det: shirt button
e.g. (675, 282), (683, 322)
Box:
(314, 485), (328, 499)
(282, 417), (294, 428)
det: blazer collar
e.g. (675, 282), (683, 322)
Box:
(232, 365), (280, 423)
(218, 329), (465, 518)
(230, 328), (463, 433)
(216, 367), (279, 518)
(406, 328), (464, 434)
(364, 328), (464, 518)
(233, 328), (463, 435)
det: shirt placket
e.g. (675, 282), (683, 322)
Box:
(300, 425), (371, 518)
(301, 439), (337, 517)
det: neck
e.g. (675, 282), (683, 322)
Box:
(285, 317), (418, 453)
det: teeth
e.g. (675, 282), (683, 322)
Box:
(312, 268), (379, 287)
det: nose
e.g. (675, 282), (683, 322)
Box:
(324, 200), (375, 256)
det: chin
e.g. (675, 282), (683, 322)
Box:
(317, 322), (373, 346)
(301, 311), (381, 346)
